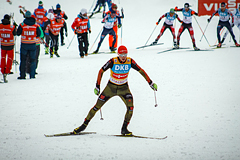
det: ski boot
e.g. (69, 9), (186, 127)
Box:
(50, 52), (54, 58)
(17, 77), (26, 80)
(110, 47), (117, 53)
(194, 46), (200, 51)
(121, 121), (132, 136)
(73, 119), (90, 134)
(55, 52), (60, 57)
(3, 74), (8, 83)
(173, 41), (178, 48)
(217, 43), (222, 48)
(235, 42), (240, 47)
(174, 45), (179, 49)
(93, 49), (99, 54)
(151, 40), (158, 45)
(45, 47), (49, 55)
(61, 42), (65, 46)
(85, 53), (88, 56)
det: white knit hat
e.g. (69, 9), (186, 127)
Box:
(47, 13), (54, 20)
(80, 8), (87, 15)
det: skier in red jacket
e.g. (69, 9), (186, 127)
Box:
(0, 14), (17, 82)
(71, 8), (91, 58)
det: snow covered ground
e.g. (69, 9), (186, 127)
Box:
(1, 0), (240, 159)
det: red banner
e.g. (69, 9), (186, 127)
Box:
(198, 0), (240, 16)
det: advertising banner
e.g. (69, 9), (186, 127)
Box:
(198, 0), (240, 16)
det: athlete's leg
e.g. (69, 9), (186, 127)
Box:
(118, 84), (134, 135)
(225, 22), (237, 43)
(217, 24), (224, 43)
(187, 26), (196, 47)
(156, 25), (167, 41)
(177, 25), (185, 46)
(73, 82), (117, 133)
(169, 25), (176, 43)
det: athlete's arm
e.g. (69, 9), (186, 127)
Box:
(131, 59), (152, 85)
(96, 58), (114, 88)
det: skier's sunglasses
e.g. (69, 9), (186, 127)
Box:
(119, 54), (127, 57)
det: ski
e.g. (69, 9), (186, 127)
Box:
(112, 134), (168, 140)
(230, 46), (240, 48)
(187, 48), (214, 51)
(44, 131), (96, 137)
(136, 43), (164, 49)
(44, 131), (167, 140)
(158, 47), (190, 54)
(212, 47), (226, 49)
(210, 44), (226, 47)
(89, 51), (117, 55)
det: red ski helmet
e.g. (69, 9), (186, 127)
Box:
(112, 3), (118, 9)
(118, 45), (128, 55)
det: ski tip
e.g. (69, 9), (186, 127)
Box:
(44, 134), (52, 137)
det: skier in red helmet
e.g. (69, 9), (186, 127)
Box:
(73, 45), (158, 136)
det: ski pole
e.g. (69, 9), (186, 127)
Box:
(14, 36), (17, 73)
(89, 0), (96, 12)
(214, 28), (225, 46)
(67, 34), (76, 49)
(89, 27), (103, 53)
(200, 22), (209, 42)
(193, 15), (210, 47)
(41, 38), (53, 52)
(154, 90), (158, 107)
(100, 109), (104, 120)
(120, 8), (124, 45)
(144, 25), (157, 47)
(121, 19), (123, 45)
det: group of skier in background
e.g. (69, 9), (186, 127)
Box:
(0, 1), (240, 82)
(152, 2), (240, 50)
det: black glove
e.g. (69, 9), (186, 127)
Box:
(231, 23), (234, 27)
(13, 21), (18, 27)
(65, 32), (68, 37)
(207, 18), (211, 23)
(88, 29), (91, 33)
